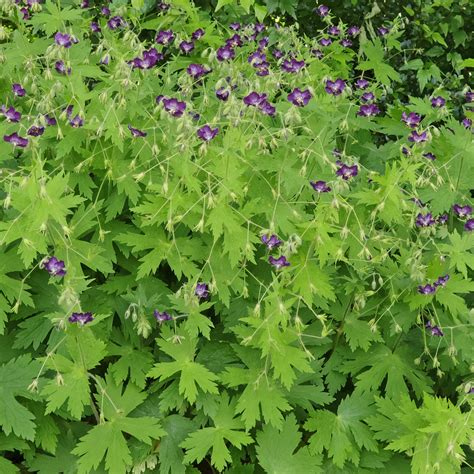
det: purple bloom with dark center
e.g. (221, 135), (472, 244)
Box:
(195, 282), (209, 299)
(154, 310), (172, 323)
(179, 40), (195, 54)
(462, 118), (472, 129)
(311, 48), (324, 59)
(186, 63), (210, 79)
(107, 16), (126, 30)
(69, 115), (84, 128)
(425, 320), (443, 336)
(310, 180), (331, 193)
(101, 6), (110, 16)
(197, 125), (219, 142)
(2, 106), (21, 122)
(431, 96), (445, 108)
(408, 130), (428, 143)
(54, 32), (73, 48)
(438, 213), (448, 224)
(156, 29), (174, 45)
(355, 78), (369, 89)
(315, 4), (329, 16)
(340, 38), (353, 47)
(361, 92), (375, 103)
(281, 58), (305, 73)
(261, 234), (282, 250)
(69, 312), (94, 325)
(465, 219), (474, 231)
(348, 26), (360, 36)
(325, 78), (346, 96)
(45, 114), (57, 126)
(20, 7), (30, 20)
(319, 37), (332, 47)
(466, 91), (474, 103)
(216, 45), (235, 62)
(377, 26), (390, 36)
(43, 256), (66, 277)
(401, 111), (421, 128)
(162, 97), (187, 117)
(4, 132), (28, 147)
(259, 100), (276, 117)
(128, 125), (147, 137)
(268, 255), (290, 269)
(230, 22), (241, 31)
(27, 125), (45, 136)
(453, 204), (472, 218)
(216, 88), (230, 101)
(336, 163), (358, 180)
(288, 88), (312, 107)
(55, 60), (71, 75)
(418, 284), (436, 295)
(192, 28), (205, 40)
(243, 91), (267, 106)
(357, 104), (380, 117)
(415, 212), (435, 227)
(423, 152), (436, 161)
(226, 34), (243, 48)
(12, 83), (26, 97)
(328, 26), (340, 36)
(434, 274), (449, 288)
(90, 22), (101, 33)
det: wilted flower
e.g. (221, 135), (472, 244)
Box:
(43, 256), (66, 277)
(453, 204), (472, 217)
(415, 212), (435, 227)
(197, 125), (219, 142)
(431, 96), (446, 108)
(156, 29), (174, 45)
(408, 130), (428, 143)
(268, 255), (290, 269)
(128, 125), (147, 137)
(153, 310), (172, 323)
(425, 320), (443, 336)
(69, 312), (94, 325)
(195, 283), (209, 299)
(336, 162), (358, 180)
(288, 88), (312, 107)
(261, 234), (282, 250)
(12, 83), (26, 96)
(4, 132), (28, 147)
(325, 78), (346, 95)
(310, 180), (331, 193)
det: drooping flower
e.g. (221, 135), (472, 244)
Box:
(128, 125), (147, 137)
(195, 283), (209, 299)
(179, 40), (195, 54)
(357, 104), (380, 117)
(216, 45), (235, 62)
(347, 26), (360, 36)
(268, 255), (290, 269)
(315, 4), (329, 16)
(418, 284), (436, 295)
(355, 78), (369, 89)
(20, 7), (30, 20)
(216, 88), (230, 101)
(336, 163), (358, 180)
(310, 180), (331, 193)
(192, 28), (205, 40)
(12, 83), (26, 97)
(2, 105), (21, 122)
(422, 152), (436, 161)
(27, 125), (45, 136)
(415, 212), (435, 227)
(465, 219), (474, 231)
(431, 96), (446, 108)
(281, 58), (305, 73)
(153, 310), (172, 323)
(162, 97), (187, 117)
(55, 60), (71, 75)
(325, 78), (346, 96)
(197, 125), (219, 142)
(453, 204), (472, 218)
(425, 320), (443, 336)
(155, 29), (174, 45)
(261, 234), (282, 250)
(288, 88), (312, 107)
(69, 115), (84, 128)
(4, 132), (28, 147)
(408, 130), (428, 143)
(43, 256), (66, 277)
(54, 32), (73, 48)
(186, 63), (210, 79)
(69, 312), (94, 325)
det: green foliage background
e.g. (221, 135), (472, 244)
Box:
(0, 0), (473, 473)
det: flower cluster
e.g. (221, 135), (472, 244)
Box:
(418, 274), (449, 295)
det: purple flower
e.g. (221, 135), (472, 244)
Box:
(401, 112), (421, 128)
(101, 6), (110, 16)
(162, 97), (187, 117)
(186, 63), (210, 79)
(44, 114), (57, 126)
(128, 125), (147, 137)
(216, 45), (235, 62)
(254, 23), (265, 34)
(55, 60), (71, 75)
(43, 256), (66, 277)
(179, 40), (195, 54)
(154, 310), (172, 323)
(268, 255), (290, 270)
(197, 125), (219, 142)
(453, 204), (472, 218)
(243, 91), (267, 107)
(261, 234), (282, 250)
(226, 34), (243, 48)
(157, 2), (170, 12)
(325, 78), (346, 96)
(191, 28), (204, 40)
(107, 16), (126, 30)
(80, 0), (89, 8)
(434, 274), (449, 288)
(69, 115), (84, 128)
(328, 26), (340, 36)
(230, 22), (241, 31)
(12, 83), (26, 97)
(259, 100), (276, 117)
(357, 104), (380, 117)
(4, 132), (28, 147)
(131, 48), (163, 69)
(255, 67), (269, 77)
(415, 212), (435, 227)
(319, 37), (332, 47)
(288, 88), (312, 107)
(2, 106), (21, 122)
(195, 283), (209, 299)
(281, 58), (305, 73)
(310, 180), (331, 193)
(465, 91), (474, 103)
(431, 96), (446, 108)
(311, 48), (324, 59)
(69, 312), (94, 325)
(340, 38), (353, 47)
(462, 118), (472, 130)
(90, 21), (101, 33)
(360, 92), (375, 103)
(408, 130), (428, 143)
(216, 88), (230, 101)
(272, 49), (284, 59)
(248, 50), (266, 67)
(355, 78), (369, 89)
(27, 125), (45, 136)
(438, 213), (448, 224)
(156, 29), (174, 45)
(258, 37), (269, 49)
(315, 4), (329, 16)
(465, 219), (474, 231)
(377, 26), (390, 36)
(336, 163), (358, 180)
(54, 32), (73, 48)
(425, 320), (443, 336)
(418, 284), (436, 295)
(20, 7), (30, 20)
(423, 152), (436, 161)
(347, 26), (360, 36)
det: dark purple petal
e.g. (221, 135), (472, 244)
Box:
(466, 91), (474, 103)
(453, 204), (472, 218)
(90, 21), (101, 33)
(422, 152), (436, 161)
(315, 4), (329, 16)
(328, 26), (340, 36)
(434, 274), (449, 288)
(4, 132), (28, 147)
(418, 284), (436, 295)
(55, 60), (71, 75)
(69, 312), (94, 325)
(431, 96), (446, 108)
(415, 212), (435, 227)
(2, 106), (21, 122)
(197, 124), (219, 142)
(288, 88), (312, 107)
(54, 32), (72, 48)
(377, 26), (390, 36)
(216, 45), (235, 62)
(355, 78), (369, 89)
(261, 234), (282, 250)
(69, 115), (84, 128)
(27, 125), (45, 136)
(325, 78), (346, 96)
(128, 124), (147, 137)
(179, 40), (195, 54)
(408, 130), (428, 143)
(465, 219), (474, 231)
(357, 104), (380, 117)
(281, 58), (305, 73)
(12, 83), (26, 97)
(192, 28), (205, 40)
(360, 92), (375, 103)
(155, 29), (174, 45)
(162, 97), (187, 117)
(462, 118), (472, 130)
(268, 255), (290, 269)
(186, 63), (210, 79)
(107, 16), (126, 30)
(43, 256), (66, 277)
(401, 111), (421, 128)
(195, 283), (209, 299)
(153, 310), (172, 323)
(336, 163), (358, 180)
(229, 22), (241, 31)
(347, 26), (360, 36)
(216, 88), (230, 101)
(243, 91), (267, 106)
(319, 37), (332, 47)
(425, 320), (443, 336)
(310, 180), (331, 193)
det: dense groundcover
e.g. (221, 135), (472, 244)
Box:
(1, 0), (473, 472)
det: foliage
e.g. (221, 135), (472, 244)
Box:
(0, 0), (473, 473)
